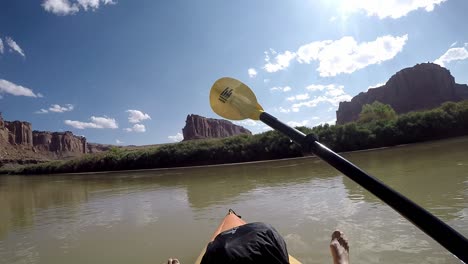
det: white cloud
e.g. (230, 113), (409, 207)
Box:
(90, 116), (118, 128)
(5, 37), (25, 57)
(234, 120), (258, 127)
(124, 124), (146, 133)
(287, 120), (310, 127)
(116, 139), (124, 144)
(0, 79), (42, 97)
(168, 133), (183, 142)
(0, 38), (4, 54)
(42, 0), (115, 15)
(296, 41), (331, 64)
(341, 0), (447, 19)
(290, 84), (352, 111)
(78, 0), (100, 10)
(248, 68), (258, 78)
(42, 0), (79, 15)
(35, 109), (49, 114)
(265, 35), (408, 76)
(36, 104), (74, 113)
(278, 107), (290, 113)
(263, 79), (270, 83)
(367, 82), (385, 91)
(292, 94), (351, 110)
(295, 93), (310, 100)
(299, 35), (408, 77)
(49, 104), (74, 113)
(325, 85), (347, 97)
(270, 86), (292, 92)
(450, 41), (458, 48)
(306, 84), (334, 91)
(126, 110), (151, 123)
(264, 50), (297, 73)
(434, 47), (468, 67)
(291, 98), (325, 109)
(65, 116), (118, 129)
(286, 93), (310, 102)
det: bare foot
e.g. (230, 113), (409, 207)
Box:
(167, 258), (180, 264)
(330, 230), (349, 264)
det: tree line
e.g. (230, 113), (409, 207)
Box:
(4, 100), (468, 175)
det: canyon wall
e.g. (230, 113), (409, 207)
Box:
(182, 114), (252, 140)
(4, 121), (33, 146)
(0, 113), (88, 161)
(33, 131), (87, 157)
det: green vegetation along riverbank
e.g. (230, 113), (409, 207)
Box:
(2, 100), (468, 175)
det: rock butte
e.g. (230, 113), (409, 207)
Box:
(182, 114), (252, 141)
(336, 63), (468, 125)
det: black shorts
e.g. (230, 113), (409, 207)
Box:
(201, 222), (290, 264)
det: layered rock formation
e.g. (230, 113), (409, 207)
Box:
(33, 131), (87, 157)
(182, 114), (252, 140)
(336, 63), (468, 124)
(0, 113), (38, 162)
(5, 121), (33, 145)
(0, 114), (8, 144)
(0, 113), (90, 162)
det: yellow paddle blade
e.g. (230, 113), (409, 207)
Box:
(210, 77), (264, 120)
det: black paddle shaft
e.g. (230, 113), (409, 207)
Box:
(259, 112), (468, 263)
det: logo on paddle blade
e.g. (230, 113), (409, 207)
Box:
(219, 87), (233, 103)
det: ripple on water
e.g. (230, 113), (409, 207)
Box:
(0, 238), (39, 264)
(1, 139), (468, 264)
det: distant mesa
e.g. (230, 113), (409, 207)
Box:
(87, 142), (113, 153)
(0, 113), (110, 164)
(336, 63), (468, 125)
(182, 114), (252, 141)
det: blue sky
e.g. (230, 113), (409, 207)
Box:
(1, 0), (467, 145)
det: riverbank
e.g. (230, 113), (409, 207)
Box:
(3, 135), (465, 177)
(2, 100), (467, 175)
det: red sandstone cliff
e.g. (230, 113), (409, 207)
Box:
(182, 114), (252, 140)
(33, 131), (87, 158)
(336, 63), (468, 124)
(0, 113), (103, 162)
(5, 121), (33, 146)
(0, 113), (44, 162)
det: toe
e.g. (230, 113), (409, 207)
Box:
(331, 230), (342, 240)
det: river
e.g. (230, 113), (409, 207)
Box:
(1, 137), (467, 264)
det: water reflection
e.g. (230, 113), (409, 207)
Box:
(343, 137), (468, 222)
(0, 177), (89, 238)
(183, 158), (337, 210)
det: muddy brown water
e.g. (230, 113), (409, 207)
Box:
(1, 137), (467, 263)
